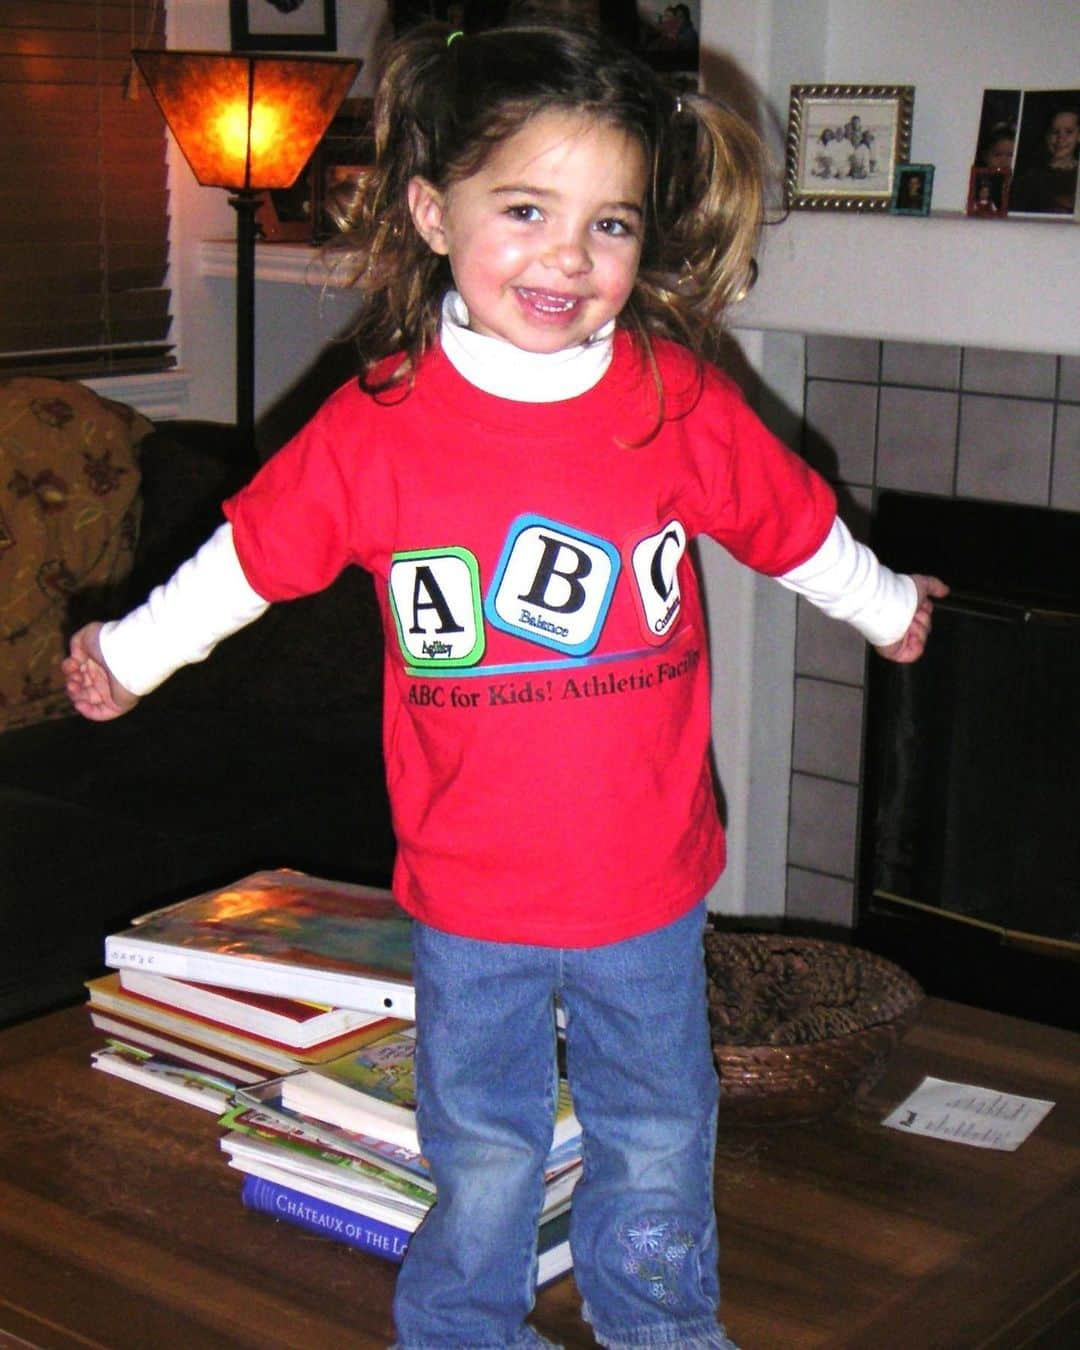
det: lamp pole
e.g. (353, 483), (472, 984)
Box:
(229, 189), (260, 448)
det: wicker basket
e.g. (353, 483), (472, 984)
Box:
(704, 930), (923, 1125)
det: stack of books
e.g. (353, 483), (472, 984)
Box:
(86, 868), (415, 1110)
(87, 868), (579, 1281)
(219, 1022), (580, 1279)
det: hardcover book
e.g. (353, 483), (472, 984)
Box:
(280, 1025), (581, 1156)
(238, 1172), (573, 1285)
(86, 973), (408, 1075)
(103, 869), (415, 1020)
(116, 968), (389, 1048)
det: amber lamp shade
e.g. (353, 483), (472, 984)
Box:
(132, 50), (360, 191)
(131, 49), (359, 445)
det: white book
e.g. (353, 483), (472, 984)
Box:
(104, 869), (415, 1021)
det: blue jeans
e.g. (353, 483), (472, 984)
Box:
(391, 903), (738, 1349)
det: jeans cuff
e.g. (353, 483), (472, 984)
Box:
(390, 1331), (561, 1350)
(584, 1306), (739, 1350)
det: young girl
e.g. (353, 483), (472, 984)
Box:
(65, 20), (945, 1349)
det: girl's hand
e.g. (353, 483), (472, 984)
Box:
(62, 622), (140, 721)
(874, 575), (949, 664)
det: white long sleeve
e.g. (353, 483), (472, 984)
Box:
(778, 517), (917, 646)
(99, 523), (270, 696)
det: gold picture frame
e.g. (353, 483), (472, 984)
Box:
(785, 84), (915, 211)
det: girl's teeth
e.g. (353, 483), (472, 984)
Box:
(524, 291), (575, 312)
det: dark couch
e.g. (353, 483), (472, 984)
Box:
(1, 415), (395, 1028)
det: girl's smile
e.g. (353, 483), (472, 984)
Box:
(1046, 111), (1080, 169)
(408, 111), (647, 354)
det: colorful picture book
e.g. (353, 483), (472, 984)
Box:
(232, 1077), (436, 1187)
(280, 1024), (581, 1156)
(91, 1041), (239, 1112)
(221, 1131), (580, 1226)
(116, 968), (388, 1047)
(103, 869), (415, 1019)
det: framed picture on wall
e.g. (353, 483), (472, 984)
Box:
(231, 0), (338, 53)
(785, 84), (915, 210)
(310, 98), (375, 242)
(890, 163), (934, 216)
(1009, 88), (1080, 217)
(972, 87), (1079, 217)
(966, 166), (1010, 218)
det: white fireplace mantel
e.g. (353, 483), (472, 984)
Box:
(730, 211), (1080, 357)
(201, 204), (1078, 359)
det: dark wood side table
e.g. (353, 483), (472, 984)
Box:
(0, 997), (1076, 1348)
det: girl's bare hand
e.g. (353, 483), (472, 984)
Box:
(874, 575), (949, 664)
(62, 623), (140, 720)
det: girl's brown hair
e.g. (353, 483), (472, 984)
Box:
(329, 20), (764, 410)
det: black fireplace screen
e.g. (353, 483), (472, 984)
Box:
(861, 493), (1080, 956)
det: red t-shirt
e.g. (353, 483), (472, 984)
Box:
(225, 333), (835, 946)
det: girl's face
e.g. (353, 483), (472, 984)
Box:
(1046, 111), (1080, 168)
(409, 111), (647, 354)
(985, 136), (1014, 171)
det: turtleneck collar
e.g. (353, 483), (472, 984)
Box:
(438, 291), (615, 403)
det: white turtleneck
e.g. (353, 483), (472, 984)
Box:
(438, 291), (615, 401)
(99, 296), (915, 695)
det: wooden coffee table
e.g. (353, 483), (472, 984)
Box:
(0, 997), (1076, 1348)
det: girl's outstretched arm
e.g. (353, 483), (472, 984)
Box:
(874, 574), (949, 664)
(63, 622), (140, 721)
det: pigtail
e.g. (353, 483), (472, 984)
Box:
(634, 93), (765, 363)
(325, 25), (461, 394)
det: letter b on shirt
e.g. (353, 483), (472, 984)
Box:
(487, 515), (620, 655)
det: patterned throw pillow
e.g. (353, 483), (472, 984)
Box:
(0, 378), (152, 731)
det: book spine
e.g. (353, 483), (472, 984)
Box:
(240, 1173), (410, 1263)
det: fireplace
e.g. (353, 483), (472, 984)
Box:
(856, 491), (1080, 1030)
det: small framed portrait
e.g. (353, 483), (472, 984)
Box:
(310, 98), (374, 241)
(255, 180), (314, 242)
(891, 163), (934, 216)
(966, 167), (1010, 218)
(785, 84), (915, 210)
(230, 0), (337, 53)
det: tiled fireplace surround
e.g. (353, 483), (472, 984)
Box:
(784, 336), (1080, 930)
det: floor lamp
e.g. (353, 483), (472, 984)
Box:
(133, 50), (360, 447)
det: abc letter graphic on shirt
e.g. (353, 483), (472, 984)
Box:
(388, 547), (485, 669)
(486, 515), (620, 655)
(629, 520), (686, 643)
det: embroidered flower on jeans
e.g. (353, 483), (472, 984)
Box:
(618, 1216), (696, 1306)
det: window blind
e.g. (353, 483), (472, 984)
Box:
(0, 0), (173, 378)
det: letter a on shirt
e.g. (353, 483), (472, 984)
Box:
(389, 547), (485, 668)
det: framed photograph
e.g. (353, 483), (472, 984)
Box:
(972, 88), (1079, 217)
(1009, 88), (1079, 217)
(785, 84), (915, 210)
(966, 166), (1010, 219)
(972, 89), (1020, 173)
(255, 180), (314, 242)
(231, 0), (337, 53)
(310, 98), (374, 241)
(891, 163), (934, 216)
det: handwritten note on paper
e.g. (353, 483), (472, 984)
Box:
(882, 1076), (1055, 1151)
